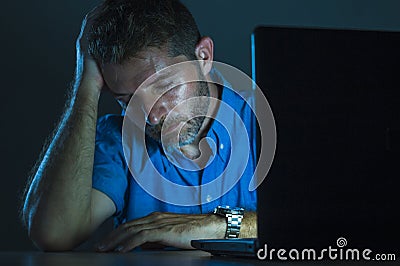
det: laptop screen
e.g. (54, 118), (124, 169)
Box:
(254, 26), (400, 251)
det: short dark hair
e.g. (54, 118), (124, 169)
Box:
(88, 0), (201, 64)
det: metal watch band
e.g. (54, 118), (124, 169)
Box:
(225, 212), (243, 238)
(213, 206), (244, 239)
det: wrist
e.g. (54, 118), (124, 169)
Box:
(208, 213), (226, 239)
(72, 81), (101, 114)
(77, 79), (101, 100)
(213, 206), (244, 239)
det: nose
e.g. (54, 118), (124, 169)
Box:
(144, 100), (169, 126)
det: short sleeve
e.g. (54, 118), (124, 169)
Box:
(92, 115), (128, 217)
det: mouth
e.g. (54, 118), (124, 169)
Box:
(146, 116), (203, 146)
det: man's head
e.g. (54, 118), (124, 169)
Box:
(88, 0), (201, 64)
(87, 0), (215, 147)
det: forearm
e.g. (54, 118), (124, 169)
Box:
(23, 81), (100, 250)
(240, 211), (257, 238)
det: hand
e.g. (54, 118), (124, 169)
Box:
(96, 212), (226, 253)
(75, 8), (104, 93)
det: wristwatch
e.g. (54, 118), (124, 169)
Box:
(213, 205), (244, 239)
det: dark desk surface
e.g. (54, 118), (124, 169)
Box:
(1, 250), (398, 266)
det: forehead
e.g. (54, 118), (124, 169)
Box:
(101, 48), (189, 94)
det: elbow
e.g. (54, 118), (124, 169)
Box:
(23, 202), (89, 251)
(22, 207), (74, 251)
(26, 212), (82, 251)
(28, 225), (78, 252)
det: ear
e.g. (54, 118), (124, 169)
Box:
(194, 36), (214, 76)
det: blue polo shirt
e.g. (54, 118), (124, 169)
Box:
(92, 70), (257, 226)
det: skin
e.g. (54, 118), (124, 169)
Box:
(102, 50), (213, 152)
(22, 12), (257, 252)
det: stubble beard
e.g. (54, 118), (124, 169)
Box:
(145, 80), (210, 148)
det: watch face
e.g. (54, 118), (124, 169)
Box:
(231, 207), (245, 215)
(214, 206), (244, 215)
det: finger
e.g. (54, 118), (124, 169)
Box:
(86, 4), (101, 20)
(97, 218), (189, 252)
(97, 213), (209, 251)
(76, 6), (101, 54)
(119, 224), (195, 252)
(96, 223), (136, 252)
(76, 16), (88, 56)
(128, 212), (207, 226)
(120, 212), (181, 227)
(118, 228), (162, 253)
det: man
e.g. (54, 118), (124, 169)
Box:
(22, 0), (257, 252)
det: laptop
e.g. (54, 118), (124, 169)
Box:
(191, 26), (400, 258)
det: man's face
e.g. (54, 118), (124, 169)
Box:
(102, 48), (209, 147)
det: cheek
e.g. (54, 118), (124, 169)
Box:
(162, 84), (194, 110)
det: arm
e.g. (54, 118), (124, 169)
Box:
(22, 14), (115, 251)
(241, 211), (257, 238)
(96, 211), (257, 252)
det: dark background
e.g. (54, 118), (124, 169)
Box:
(1, 0), (399, 251)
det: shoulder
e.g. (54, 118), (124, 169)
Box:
(221, 86), (255, 119)
(210, 67), (255, 112)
